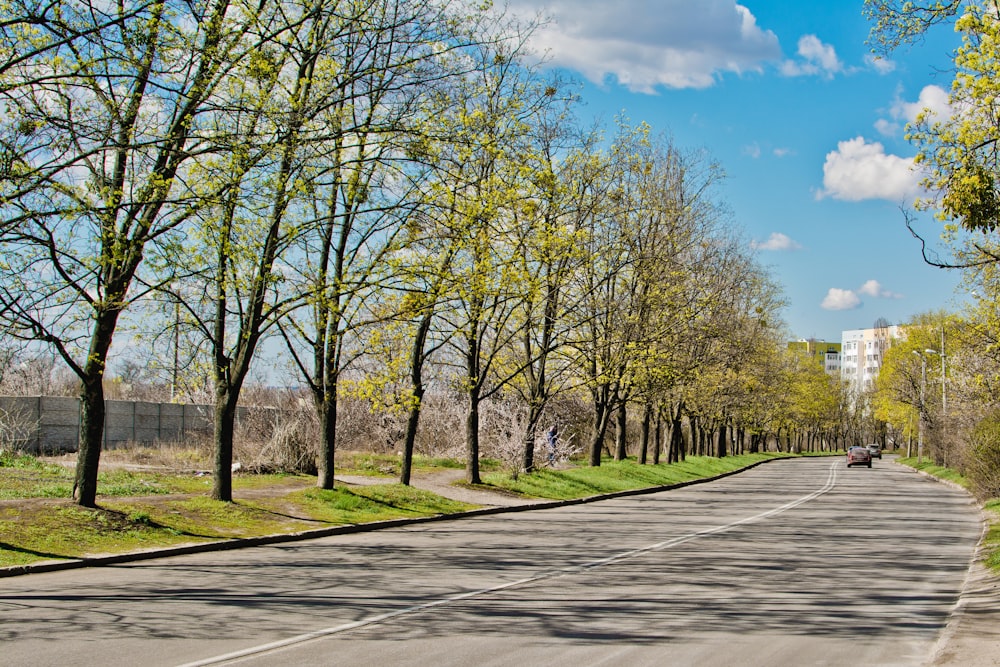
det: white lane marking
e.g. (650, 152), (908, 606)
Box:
(178, 461), (840, 666)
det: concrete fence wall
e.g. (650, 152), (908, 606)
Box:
(0, 396), (227, 453)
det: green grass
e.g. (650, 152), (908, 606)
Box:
(895, 456), (971, 489)
(292, 484), (476, 523)
(0, 462), (314, 500)
(0, 451), (784, 570)
(0, 504), (190, 567)
(0, 450), (52, 469)
(336, 452), (491, 477)
(0, 484), (479, 568)
(484, 453), (791, 500)
(985, 499), (1000, 571)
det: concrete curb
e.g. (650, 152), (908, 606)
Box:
(0, 457), (783, 579)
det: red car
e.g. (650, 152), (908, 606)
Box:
(847, 446), (872, 468)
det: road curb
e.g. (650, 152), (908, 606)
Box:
(1, 457), (783, 578)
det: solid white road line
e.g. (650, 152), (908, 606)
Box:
(177, 460), (840, 666)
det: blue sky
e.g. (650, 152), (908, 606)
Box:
(509, 0), (967, 342)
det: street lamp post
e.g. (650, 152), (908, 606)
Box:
(913, 348), (940, 465)
(914, 350), (927, 464)
(938, 351), (946, 418)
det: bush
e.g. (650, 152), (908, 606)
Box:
(966, 412), (1000, 500)
(234, 403), (318, 475)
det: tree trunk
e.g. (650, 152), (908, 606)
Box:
(72, 308), (122, 507)
(588, 384), (614, 467)
(668, 401), (684, 464)
(716, 422), (727, 458)
(465, 386), (481, 484)
(615, 400), (627, 461)
(316, 386), (337, 489)
(522, 401), (544, 474)
(639, 401), (651, 464)
(212, 388), (239, 502)
(401, 390), (422, 486)
(652, 406), (663, 465)
(401, 303), (435, 486)
(73, 376), (106, 508)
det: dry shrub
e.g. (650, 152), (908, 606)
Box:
(337, 397), (408, 454)
(0, 351), (77, 397)
(541, 392), (591, 460)
(0, 403), (34, 451)
(234, 404), (318, 474)
(479, 399), (529, 478)
(409, 392), (466, 458)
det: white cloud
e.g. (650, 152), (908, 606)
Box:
(822, 288), (861, 311)
(865, 54), (896, 75)
(751, 232), (802, 251)
(891, 85), (951, 123)
(744, 143), (792, 159)
(876, 85), (951, 137)
(817, 136), (924, 202)
(874, 118), (899, 137)
(858, 279), (903, 299)
(821, 280), (903, 311)
(780, 35), (842, 78)
(509, 0), (781, 92)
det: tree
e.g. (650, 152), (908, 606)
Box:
(566, 120), (741, 467)
(864, 1), (962, 53)
(872, 313), (953, 462)
(868, 1), (1000, 267)
(416, 26), (553, 484)
(0, 0), (256, 506)
(786, 348), (840, 452)
(507, 119), (600, 473)
(171, 0), (388, 501)
(275, 0), (485, 491)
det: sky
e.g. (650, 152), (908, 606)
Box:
(507, 0), (968, 343)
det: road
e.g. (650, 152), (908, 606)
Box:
(0, 457), (985, 666)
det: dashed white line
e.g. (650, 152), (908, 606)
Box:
(178, 460), (840, 666)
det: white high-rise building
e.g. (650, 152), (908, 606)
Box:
(840, 325), (903, 393)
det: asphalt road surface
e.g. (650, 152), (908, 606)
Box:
(0, 457), (984, 666)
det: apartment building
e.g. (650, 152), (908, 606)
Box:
(840, 325), (903, 393)
(788, 339), (842, 375)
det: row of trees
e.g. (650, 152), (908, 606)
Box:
(863, 0), (1000, 498)
(869, 306), (1000, 498)
(2, 0), (810, 507)
(22, 1), (999, 508)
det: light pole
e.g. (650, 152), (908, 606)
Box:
(913, 350), (927, 464)
(913, 348), (939, 464)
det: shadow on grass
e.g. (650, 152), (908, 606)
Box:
(0, 541), (69, 561)
(94, 505), (250, 542)
(236, 503), (334, 526)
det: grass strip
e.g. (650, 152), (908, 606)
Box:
(483, 453), (791, 500)
(0, 484), (478, 569)
(1, 452), (783, 569)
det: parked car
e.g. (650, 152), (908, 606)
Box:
(866, 444), (882, 459)
(847, 446), (872, 468)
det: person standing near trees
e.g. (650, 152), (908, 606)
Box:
(546, 425), (559, 465)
